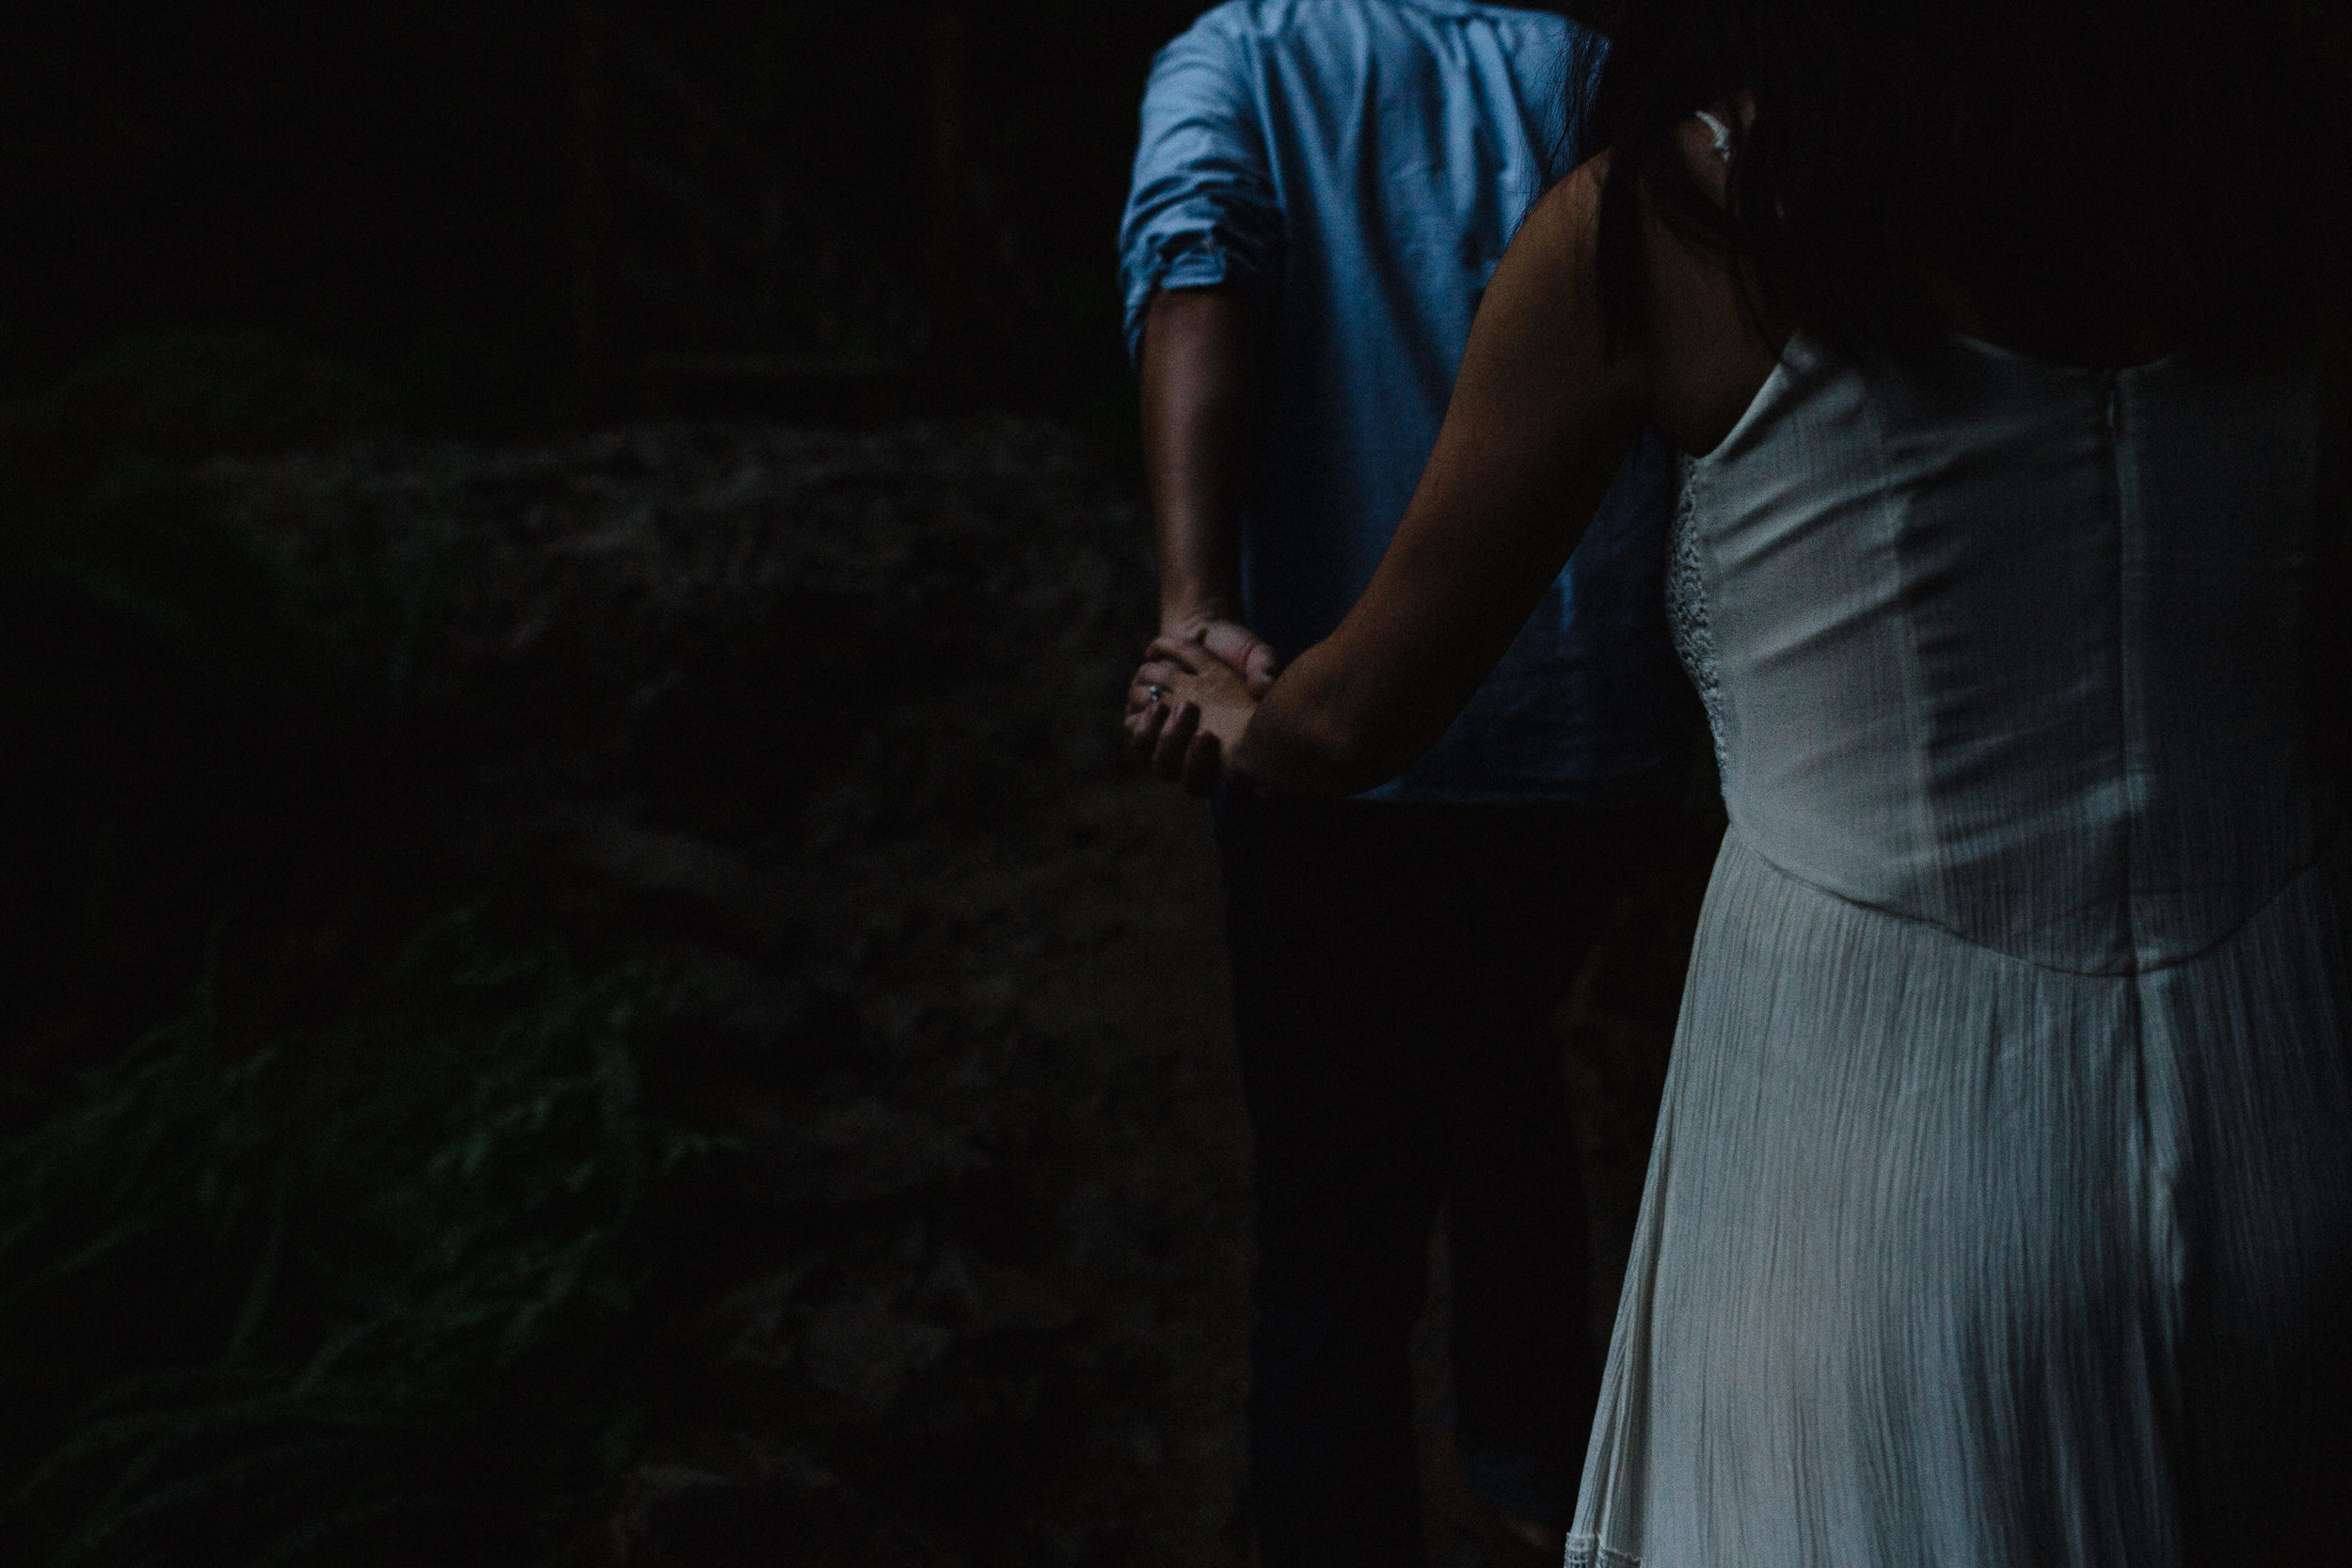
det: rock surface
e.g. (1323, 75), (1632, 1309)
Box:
(206, 420), (1259, 1565)
(192, 417), (1697, 1566)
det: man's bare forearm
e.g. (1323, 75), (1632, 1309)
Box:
(1140, 285), (1259, 628)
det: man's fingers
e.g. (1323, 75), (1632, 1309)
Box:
(1243, 643), (1279, 698)
(1144, 635), (1209, 672)
(1199, 624), (1248, 664)
(1200, 623), (1279, 682)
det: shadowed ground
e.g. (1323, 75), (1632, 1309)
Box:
(2, 413), (1699, 1566)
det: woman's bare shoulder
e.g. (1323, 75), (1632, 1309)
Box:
(1510, 125), (1785, 457)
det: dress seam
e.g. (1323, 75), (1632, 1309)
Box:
(2106, 370), (2148, 974)
(1723, 821), (2343, 980)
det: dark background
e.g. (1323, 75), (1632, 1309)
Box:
(13, 6), (2335, 1567)
(3, 1), (1212, 428)
(7, 6), (1686, 1567)
(0, 7), (1341, 1566)
(2, 0), (1249, 1067)
(0, 9), (1708, 1565)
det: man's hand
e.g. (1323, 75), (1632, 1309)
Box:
(1124, 636), (1263, 796)
(1155, 613), (1279, 696)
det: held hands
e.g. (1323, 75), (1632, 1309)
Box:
(1123, 621), (1270, 796)
(1157, 614), (1279, 698)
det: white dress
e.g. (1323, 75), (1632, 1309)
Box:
(1569, 336), (2352, 1566)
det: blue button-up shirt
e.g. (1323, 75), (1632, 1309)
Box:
(1120, 0), (1685, 804)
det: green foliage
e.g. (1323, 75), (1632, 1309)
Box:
(0, 913), (716, 1568)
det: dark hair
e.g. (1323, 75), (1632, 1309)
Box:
(1576, 0), (2352, 365)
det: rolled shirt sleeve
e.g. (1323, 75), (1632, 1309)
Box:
(1118, 20), (1286, 361)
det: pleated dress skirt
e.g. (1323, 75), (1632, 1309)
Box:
(1568, 832), (2352, 1567)
(1569, 336), (2352, 1565)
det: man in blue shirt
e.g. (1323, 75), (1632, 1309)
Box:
(1120, 4), (1684, 1564)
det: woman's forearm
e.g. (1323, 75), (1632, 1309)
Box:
(1184, 144), (1781, 804)
(1230, 639), (1410, 796)
(1224, 163), (1666, 799)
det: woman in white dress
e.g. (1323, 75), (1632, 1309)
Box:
(1129, 0), (2352, 1560)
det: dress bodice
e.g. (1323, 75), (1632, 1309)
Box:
(1675, 335), (2336, 974)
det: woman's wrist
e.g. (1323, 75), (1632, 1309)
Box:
(1223, 714), (1262, 789)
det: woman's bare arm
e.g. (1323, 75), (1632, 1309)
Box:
(1130, 126), (1778, 796)
(1227, 164), (1647, 793)
(1224, 134), (1775, 795)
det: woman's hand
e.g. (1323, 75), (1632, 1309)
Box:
(1124, 636), (1262, 796)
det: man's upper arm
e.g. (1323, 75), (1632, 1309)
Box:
(1118, 19), (1283, 363)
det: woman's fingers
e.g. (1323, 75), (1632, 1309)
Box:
(1180, 728), (1223, 796)
(1126, 641), (1252, 791)
(1128, 696), (1169, 760)
(1125, 658), (1191, 716)
(1127, 686), (1239, 794)
(1151, 701), (1201, 780)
